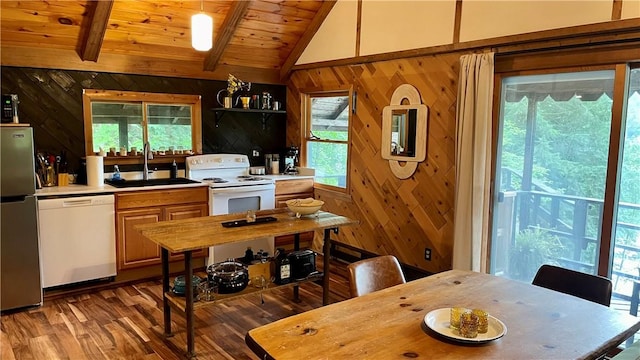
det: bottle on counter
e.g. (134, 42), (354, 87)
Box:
(112, 165), (121, 180)
(271, 154), (280, 175)
(243, 247), (254, 264)
(170, 159), (178, 179)
(273, 248), (291, 285)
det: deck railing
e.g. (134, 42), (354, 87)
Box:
(499, 168), (640, 299)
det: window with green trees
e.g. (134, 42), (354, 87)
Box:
(82, 90), (202, 163)
(490, 64), (640, 301)
(302, 91), (351, 190)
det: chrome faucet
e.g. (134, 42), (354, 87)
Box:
(143, 142), (153, 180)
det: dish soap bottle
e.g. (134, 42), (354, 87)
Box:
(112, 165), (121, 180)
(170, 159), (178, 179)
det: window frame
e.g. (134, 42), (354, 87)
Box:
(300, 87), (353, 193)
(82, 89), (202, 165)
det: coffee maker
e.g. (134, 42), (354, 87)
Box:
(284, 146), (299, 175)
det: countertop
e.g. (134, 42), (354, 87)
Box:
(35, 181), (209, 197)
(262, 174), (314, 181)
(35, 174), (314, 197)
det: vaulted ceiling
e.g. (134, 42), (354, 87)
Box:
(0, 0), (337, 83)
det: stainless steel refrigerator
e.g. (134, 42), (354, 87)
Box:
(1, 126), (42, 311)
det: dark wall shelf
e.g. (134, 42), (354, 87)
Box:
(212, 108), (286, 130)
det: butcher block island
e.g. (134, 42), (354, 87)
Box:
(135, 208), (357, 358)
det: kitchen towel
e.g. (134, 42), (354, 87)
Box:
(86, 155), (104, 187)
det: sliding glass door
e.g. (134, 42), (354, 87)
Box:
(490, 64), (640, 302)
(611, 66), (640, 300)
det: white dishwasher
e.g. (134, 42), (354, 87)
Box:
(38, 194), (116, 288)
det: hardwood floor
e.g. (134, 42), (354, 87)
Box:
(1, 258), (350, 360)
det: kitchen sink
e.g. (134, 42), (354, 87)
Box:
(105, 178), (201, 188)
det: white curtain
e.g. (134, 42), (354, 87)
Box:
(452, 52), (495, 273)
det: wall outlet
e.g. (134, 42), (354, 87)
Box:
(424, 248), (431, 261)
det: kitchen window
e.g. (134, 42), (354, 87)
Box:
(82, 90), (202, 164)
(301, 90), (352, 191)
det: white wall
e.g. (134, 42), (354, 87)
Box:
(360, 1), (456, 56)
(622, 0), (640, 18)
(296, 0), (639, 65)
(297, 0), (358, 64)
(460, 0), (612, 42)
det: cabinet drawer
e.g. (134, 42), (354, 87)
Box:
(116, 187), (208, 210)
(275, 179), (314, 196)
(275, 231), (314, 251)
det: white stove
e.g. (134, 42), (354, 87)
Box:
(186, 154), (276, 265)
(186, 154), (273, 187)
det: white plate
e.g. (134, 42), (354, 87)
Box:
(424, 308), (507, 344)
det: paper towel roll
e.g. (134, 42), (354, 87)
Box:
(86, 155), (104, 187)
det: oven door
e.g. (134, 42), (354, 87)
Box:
(208, 183), (276, 265)
(210, 183), (275, 215)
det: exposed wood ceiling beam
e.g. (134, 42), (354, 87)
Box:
(279, 0), (337, 81)
(203, 0), (250, 71)
(78, 0), (113, 62)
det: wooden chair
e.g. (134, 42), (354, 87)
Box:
(347, 255), (406, 297)
(532, 264), (613, 306)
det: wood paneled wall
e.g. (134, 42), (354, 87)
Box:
(287, 54), (462, 273)
(0, 67), (287, 173)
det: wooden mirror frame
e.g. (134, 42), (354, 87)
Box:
(381, 84), (428, 179)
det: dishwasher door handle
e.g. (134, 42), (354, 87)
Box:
(62, 199), (93, 207)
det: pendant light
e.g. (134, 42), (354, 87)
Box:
(191, 0), (213, 51)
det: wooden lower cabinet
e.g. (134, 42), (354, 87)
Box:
(118, 208), (163, 269)
(116, 187), (209, 271)
(274, 178), (314, 250)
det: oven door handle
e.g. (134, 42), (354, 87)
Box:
(210, 184), (275, 193)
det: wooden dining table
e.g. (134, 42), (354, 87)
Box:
(245, 269), (640, 360)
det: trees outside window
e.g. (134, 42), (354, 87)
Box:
(302, 91), (352, 191)
(82, 90), (202, 163)
(490, 65), (640, 302)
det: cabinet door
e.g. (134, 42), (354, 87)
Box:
(275, 178), (314, 196)
(117, 208), (163, 270)
(165, 203), (209, 260)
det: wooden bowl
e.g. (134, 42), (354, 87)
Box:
(286, 198), (324, 217)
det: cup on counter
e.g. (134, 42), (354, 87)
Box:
(251, 94), (261, 109)
(240, 96), (251, 109)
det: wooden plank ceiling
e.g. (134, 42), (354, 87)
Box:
(0, 0), (336, 82)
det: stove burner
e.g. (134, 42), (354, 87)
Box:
(238, 176), (265, 182)
(203, 177), (228, 183)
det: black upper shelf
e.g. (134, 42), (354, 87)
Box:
(212, 108), (286, 129)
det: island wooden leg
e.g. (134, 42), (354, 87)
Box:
(161, 248), (173, 337)
(322, 228), (333, 305)
(184, 251), (195, 358)
(293, 233), (300, 302)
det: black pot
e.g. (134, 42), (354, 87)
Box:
(207, 260), (249, 294)
(173, 275), (201, 295)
